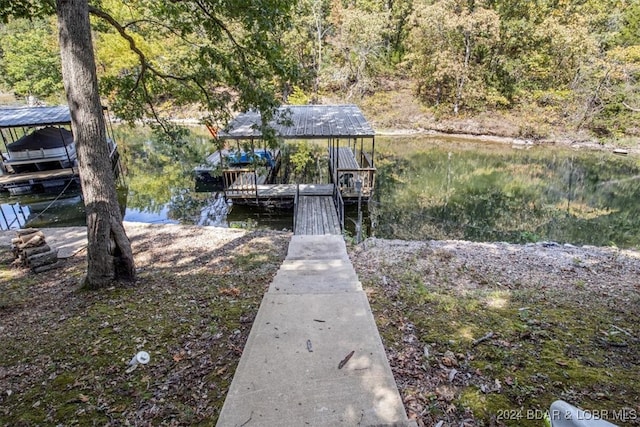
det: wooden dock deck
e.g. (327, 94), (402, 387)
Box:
(334, 146), (360, 170)
(294, 195), (341, 235)
(223, 147), (374, 203)
(224, 182), (342, 235)
(0, 168), (78, 191)
(225, 183), (334, 199)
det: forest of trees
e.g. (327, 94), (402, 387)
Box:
(1, 0), (639, 139)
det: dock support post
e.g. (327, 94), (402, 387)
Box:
(293, 184), (299, 233)
(356, 179), (362, 244)
(0, 204), (9, 230)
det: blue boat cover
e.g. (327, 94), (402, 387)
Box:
(227, 149), (275, 168)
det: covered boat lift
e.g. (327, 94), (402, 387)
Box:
(0, 105), (122, 194)
(219, 104), (376, 201)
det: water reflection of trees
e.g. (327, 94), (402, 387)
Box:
(115, 125), (215, 222)
(374, 146), (640, 248)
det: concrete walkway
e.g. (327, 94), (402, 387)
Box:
(217, 235), (412, 426)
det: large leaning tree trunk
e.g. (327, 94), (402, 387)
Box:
(56, 0), (136, 288)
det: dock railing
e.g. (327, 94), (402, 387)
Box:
(223, 168), (259, 199)
(332, 184), (345, 232)
(293, 184), (300, 233)
(361, 151), (374, 169)
(335, 168), (376, 198)
(329, 146), (376, 199)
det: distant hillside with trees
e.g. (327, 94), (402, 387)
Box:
(1, 0), (638, 142)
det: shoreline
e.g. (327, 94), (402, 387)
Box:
(374, 127), (638, 155)
(2, 222), (638, 255)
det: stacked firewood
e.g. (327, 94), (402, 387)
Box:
(10, 229), (61, 273)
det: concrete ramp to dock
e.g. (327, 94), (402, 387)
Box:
(217, 235), (412, 426)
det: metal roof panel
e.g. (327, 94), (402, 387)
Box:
(0, 106), (72, 128)
(219, 105), (375, 140)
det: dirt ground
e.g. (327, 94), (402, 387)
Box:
(351, 238), (640, 426)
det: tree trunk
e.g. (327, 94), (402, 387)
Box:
(56, 0), (136, 288)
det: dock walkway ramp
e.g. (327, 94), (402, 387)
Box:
(216, 235), (413, 426)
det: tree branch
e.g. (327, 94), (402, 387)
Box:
(89, 6), (191, 85)
(88, 5), (150, 93)
(88, 5), (213, 112)
(122, 18), (203, 49)
(191, 0), (246, 55)
(191, 0), (258, 85)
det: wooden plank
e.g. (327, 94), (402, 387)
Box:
(311, 196), (319, 235)
(301, 197), (309, 235)
(307, 197), (312, 235)
(330, 197), (341, 234)
(309, 197), (316, 235)
(316, 197), (323, 235)
(320, 196), (328, 234)
(304, 196), (311, 235)
(294, 196), (302, 235)
(322, 196), (334, 234)
(336, 147), (358, 169)
(319, 197), (326, 234)
(302, 196), (311, 235)
(0, 168), (77, 186)
(317, 196), (328, 235)
(324, 198), (332, 235)
(295, 196), (302, 234)
(327, 196), (338, 234)
(293, 195), (341, 236)
(330, 197), (339, 234)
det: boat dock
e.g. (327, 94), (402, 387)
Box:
(217, 104), (376, 205)
(0, 105), (123, 195)
(206, 104), (375, 233)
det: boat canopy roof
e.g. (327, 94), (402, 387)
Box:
(219, 104), (375, 140)
(7, 127), (73, 151)
(0, 106), (71, 128)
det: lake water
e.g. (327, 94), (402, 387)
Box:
(372, 136), (640, 248)
(2, 129), (639, 249)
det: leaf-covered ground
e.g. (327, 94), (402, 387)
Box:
(351, 238), (640, 427)
(0, 225), (290, 426)
(1, 226), (639, 426)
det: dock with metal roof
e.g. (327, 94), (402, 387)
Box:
(219, 104), (375, 140)
(218, 105), (376, 203)
(0, 106), (123, 195)
(211, 104), (375, 234)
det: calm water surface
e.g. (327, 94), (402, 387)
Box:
(372, 136), (640, 248)
(2, 130), (639, 249)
